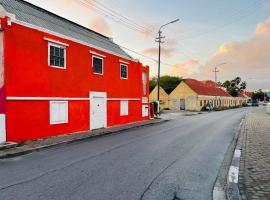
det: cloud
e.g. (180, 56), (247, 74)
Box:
(194, 16), (270, 90)
(255, 17), (270, 36)
(88, 16), (112, 36)
(170, 59), (199, 77)
(142, 47), (176, 58)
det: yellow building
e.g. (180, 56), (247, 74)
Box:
(149, 86), (170, 110)
(169, 79), (235, 111)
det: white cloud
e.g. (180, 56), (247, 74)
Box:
(193, 16), (270, 90)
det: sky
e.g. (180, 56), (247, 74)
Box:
(26, 0), (270, 90)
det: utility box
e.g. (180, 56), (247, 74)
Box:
(266, 103), (270, 114)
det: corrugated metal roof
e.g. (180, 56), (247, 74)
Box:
(0, 0), (132, 59)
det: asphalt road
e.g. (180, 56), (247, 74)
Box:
(0, 108), (255, 200)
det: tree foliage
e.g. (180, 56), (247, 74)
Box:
(252, 89), (267, 101)
(149, 76), (182, 94)
(222, 77), (247, 97)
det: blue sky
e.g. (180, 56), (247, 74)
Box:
(26, 0), (270, 90)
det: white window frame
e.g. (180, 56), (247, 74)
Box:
(50, 101), (68, 125)
(120, 63), (128, 79)
(92, 55), (104, 75)
(48, 42), (67, 69)
(120, 101), (129, 116)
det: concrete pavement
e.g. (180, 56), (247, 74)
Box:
(0, 107), (255, 200)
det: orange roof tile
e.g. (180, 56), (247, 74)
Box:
(184, 79), (231, 97)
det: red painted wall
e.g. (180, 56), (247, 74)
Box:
(2, 21), (149, 142)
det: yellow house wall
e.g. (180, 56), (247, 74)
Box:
(149, 86), (170, 109)
(169, 82), (200, 111)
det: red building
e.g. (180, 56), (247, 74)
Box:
(0, 0), (150, 143)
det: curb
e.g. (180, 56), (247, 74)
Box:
(0, 119), (168, 159)
(226, 117), (246, 200)
(213, 118), (245, 200)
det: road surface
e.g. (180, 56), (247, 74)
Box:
(0, 108), (254, 200)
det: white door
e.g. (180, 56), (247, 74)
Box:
(0, 114), (6, 143)
(90, 92), (107, 130)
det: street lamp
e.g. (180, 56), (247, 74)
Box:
(213, 62), (227, 84)
(156, 19), (179, 115)
(213, 62), (227, 107)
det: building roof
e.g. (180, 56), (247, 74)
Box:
(244, 91), (253, 97)
(0, 0), (132, 59)
(237, 92), (247, 98)
(184, 79), (231, 97)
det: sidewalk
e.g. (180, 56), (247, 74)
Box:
(238, 108), (270, 199)
(0, 119), (166, 159)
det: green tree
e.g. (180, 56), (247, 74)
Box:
(149, 75), (182, 94)
(149, 77), (157, 93)
(252, 89), (265, 101)
(222, 77), (247, 97)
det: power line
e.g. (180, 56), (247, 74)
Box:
(90, 0), (154, 33)
(75, 0), (154, 35)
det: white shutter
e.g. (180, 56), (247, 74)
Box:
(120, 101), (128, 116)
(50, 101), (68, 124)
(0, 114), (6, 143)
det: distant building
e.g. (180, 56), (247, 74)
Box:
(149, 86), (169, 110)
(169, 79), (242, 111)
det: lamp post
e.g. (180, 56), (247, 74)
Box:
(213, 62), (227, 84)
(213, 62), (227, 107)
(156, 19), (179, 115)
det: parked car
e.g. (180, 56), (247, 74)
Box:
(251, 101), (259, 107)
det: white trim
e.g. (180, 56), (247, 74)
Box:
(44, 37), (69, 47)
(89, 51), (106, 58)
(7, 96), (141, 101)
(107, 98), (140, 101)
(120, 63), (128, 79)
(119, 60), (129, 64)
(0, 114), (6, 144)
(13, 19), (133, 61)
(48, 43), (67, 69)
(50, 101), (68, 125)
(7, 97), (90, 101)
(90, 92), (107, 130)
(92, 55), (104, 75)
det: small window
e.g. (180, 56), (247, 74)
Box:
(93, 56), (103, 75)
(50, 101), (68, 124)
(120, 101), (128, 116)
(120, 64), (128, 79)
(49, 44), (66, 68)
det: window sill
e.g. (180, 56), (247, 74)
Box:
(50, 121), (68, 125)
(49, 65), (66, 70)
(93, 72), (104, 75)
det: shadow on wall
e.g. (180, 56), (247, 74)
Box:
(0, 87), (5, 114)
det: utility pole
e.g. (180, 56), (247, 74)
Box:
(213, 62), (227, 107)
(213, 67), (219, 84)
(155, 19), (179, 116)
(155, 30), (165, 115)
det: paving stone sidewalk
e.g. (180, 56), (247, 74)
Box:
(0, 119), (166, 159)
(239, 108), (270, 200)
